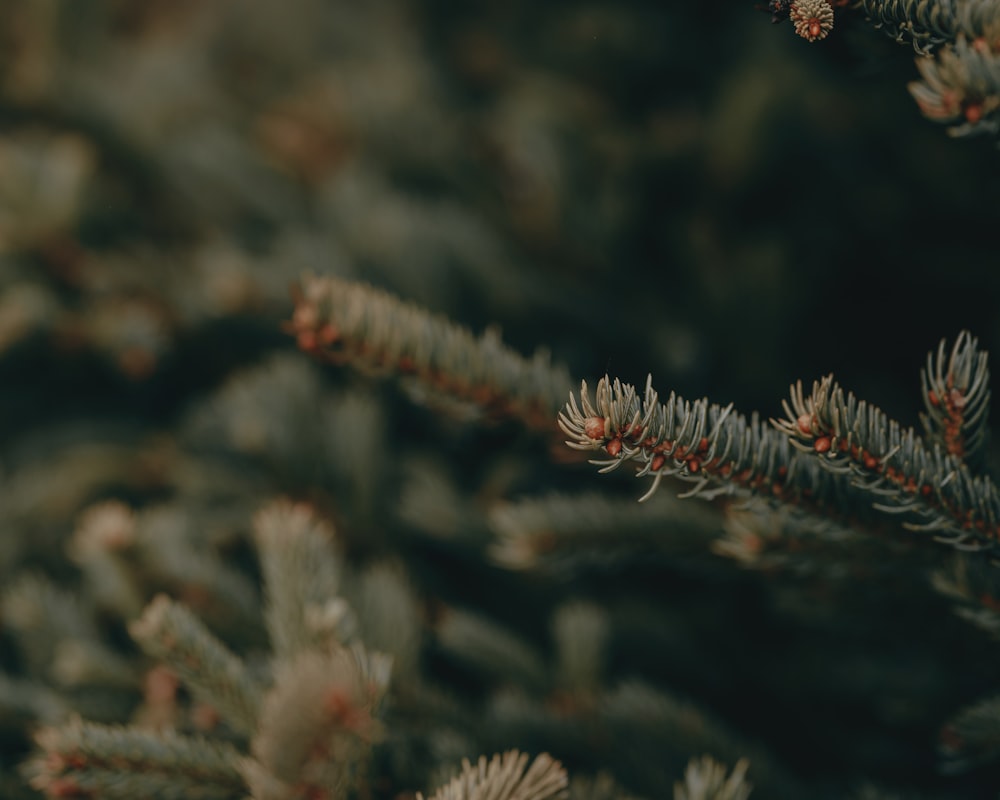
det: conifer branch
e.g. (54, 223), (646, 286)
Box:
(861, 0), (960, 53)
(416, 750), (569, 800)
(674, 756), (752, 800)
(761, 0), (1000, 136)
(253, 500), (357, 657)
(488, 490), (719, 570)
(909, 34), (1000, 136)
(939, 692), (1000, 772)
(775, 372), (1000, 550)
(129, 595), (264, 736)
(288, 274), (573, 431)
(919, 330), (991, 467)
(436, 608), (549, 691)
(243, 647), (391, 800)
(24, 719), (244, 800)
(558, 374), (850, 510)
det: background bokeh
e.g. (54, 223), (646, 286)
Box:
(1, 1), (999, 798)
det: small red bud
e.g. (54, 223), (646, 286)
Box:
(605, 438), (622, 457)
(583, 416), (607, 440)
(814, 436), (832, 453)
(797, 414), (814, 436)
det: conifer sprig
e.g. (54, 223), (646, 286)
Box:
(775, 371), (1000, 550)
(919, 330), (991, 467)
(129, 595), (264, 736)
(288, 274), (572, 431)
(558, 374), (845, 507)
(861, 0), (960, 53)
(416, 750), (569, 800)
(24, 719), (245, 800)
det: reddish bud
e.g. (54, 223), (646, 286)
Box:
(583, 416), (607, 440)
(292, 303), (320, 329)
(686, 457), (701, 473)
(605, 438), (622, 457)
(317, 323), (338, 345)
(651, 454), (666, 472)
(797, 414), (814, 436)
(814, 436), (832, 453)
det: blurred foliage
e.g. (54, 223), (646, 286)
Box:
(0, 0), (999, 798)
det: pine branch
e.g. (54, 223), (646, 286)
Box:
(909, 34), (1000, 136)
(416, 750), (569, 800)
(488, 490), (720, 570)
(435, 607), (549, 692)
(774, 372), (1000, 550)
(252, 499), (357, 657)
(861, 0), (960, 53)
(24, 718), (245, 800)
(674, 756), (752, 800)
(288, 274), (573, 431)
(558, 374), (853, 511)
(760, 0), (1000, 136)
(940, 692), (1000, 772)
(129, 595), (264, 736)
(919, 330), (991, 467)
(243, 647), (391, 800)
(551, 602), (609, 697)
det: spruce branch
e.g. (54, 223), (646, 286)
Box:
(24, 718), (245, 800)
(551, 602), (609, 697)
(861, 0), (960, 53)
(287, 274), (573, 431)
(909, 34), (1000, 136)
(129, 595), (264, 736)
(435, 608), (549, 692)
(244, 647), (391, 800)
(939, 692), (1000, 772)
(674, 756), (752, 800)
(919, 330), (991, 467)
(775, 372), (1000, 550)
(558, 374), (848, 509)
(253, 499), (357, 657)
(415, 750), (569, 800)
(488, 490), (720, 570)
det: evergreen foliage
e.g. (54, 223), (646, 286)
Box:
(0, 2), (998, 799)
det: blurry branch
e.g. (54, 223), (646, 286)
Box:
(287, 274), (573, 432)
(940, 691), (1000, 773)
(24, 719), (245, 800)
(488, 490), (720, 570)
(26, 498), (394, 800)
(253, 500), (356, 658)
(673, 756), (752, 800)
(129, 595), (264, 737)
(416, 750), (568, 800)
